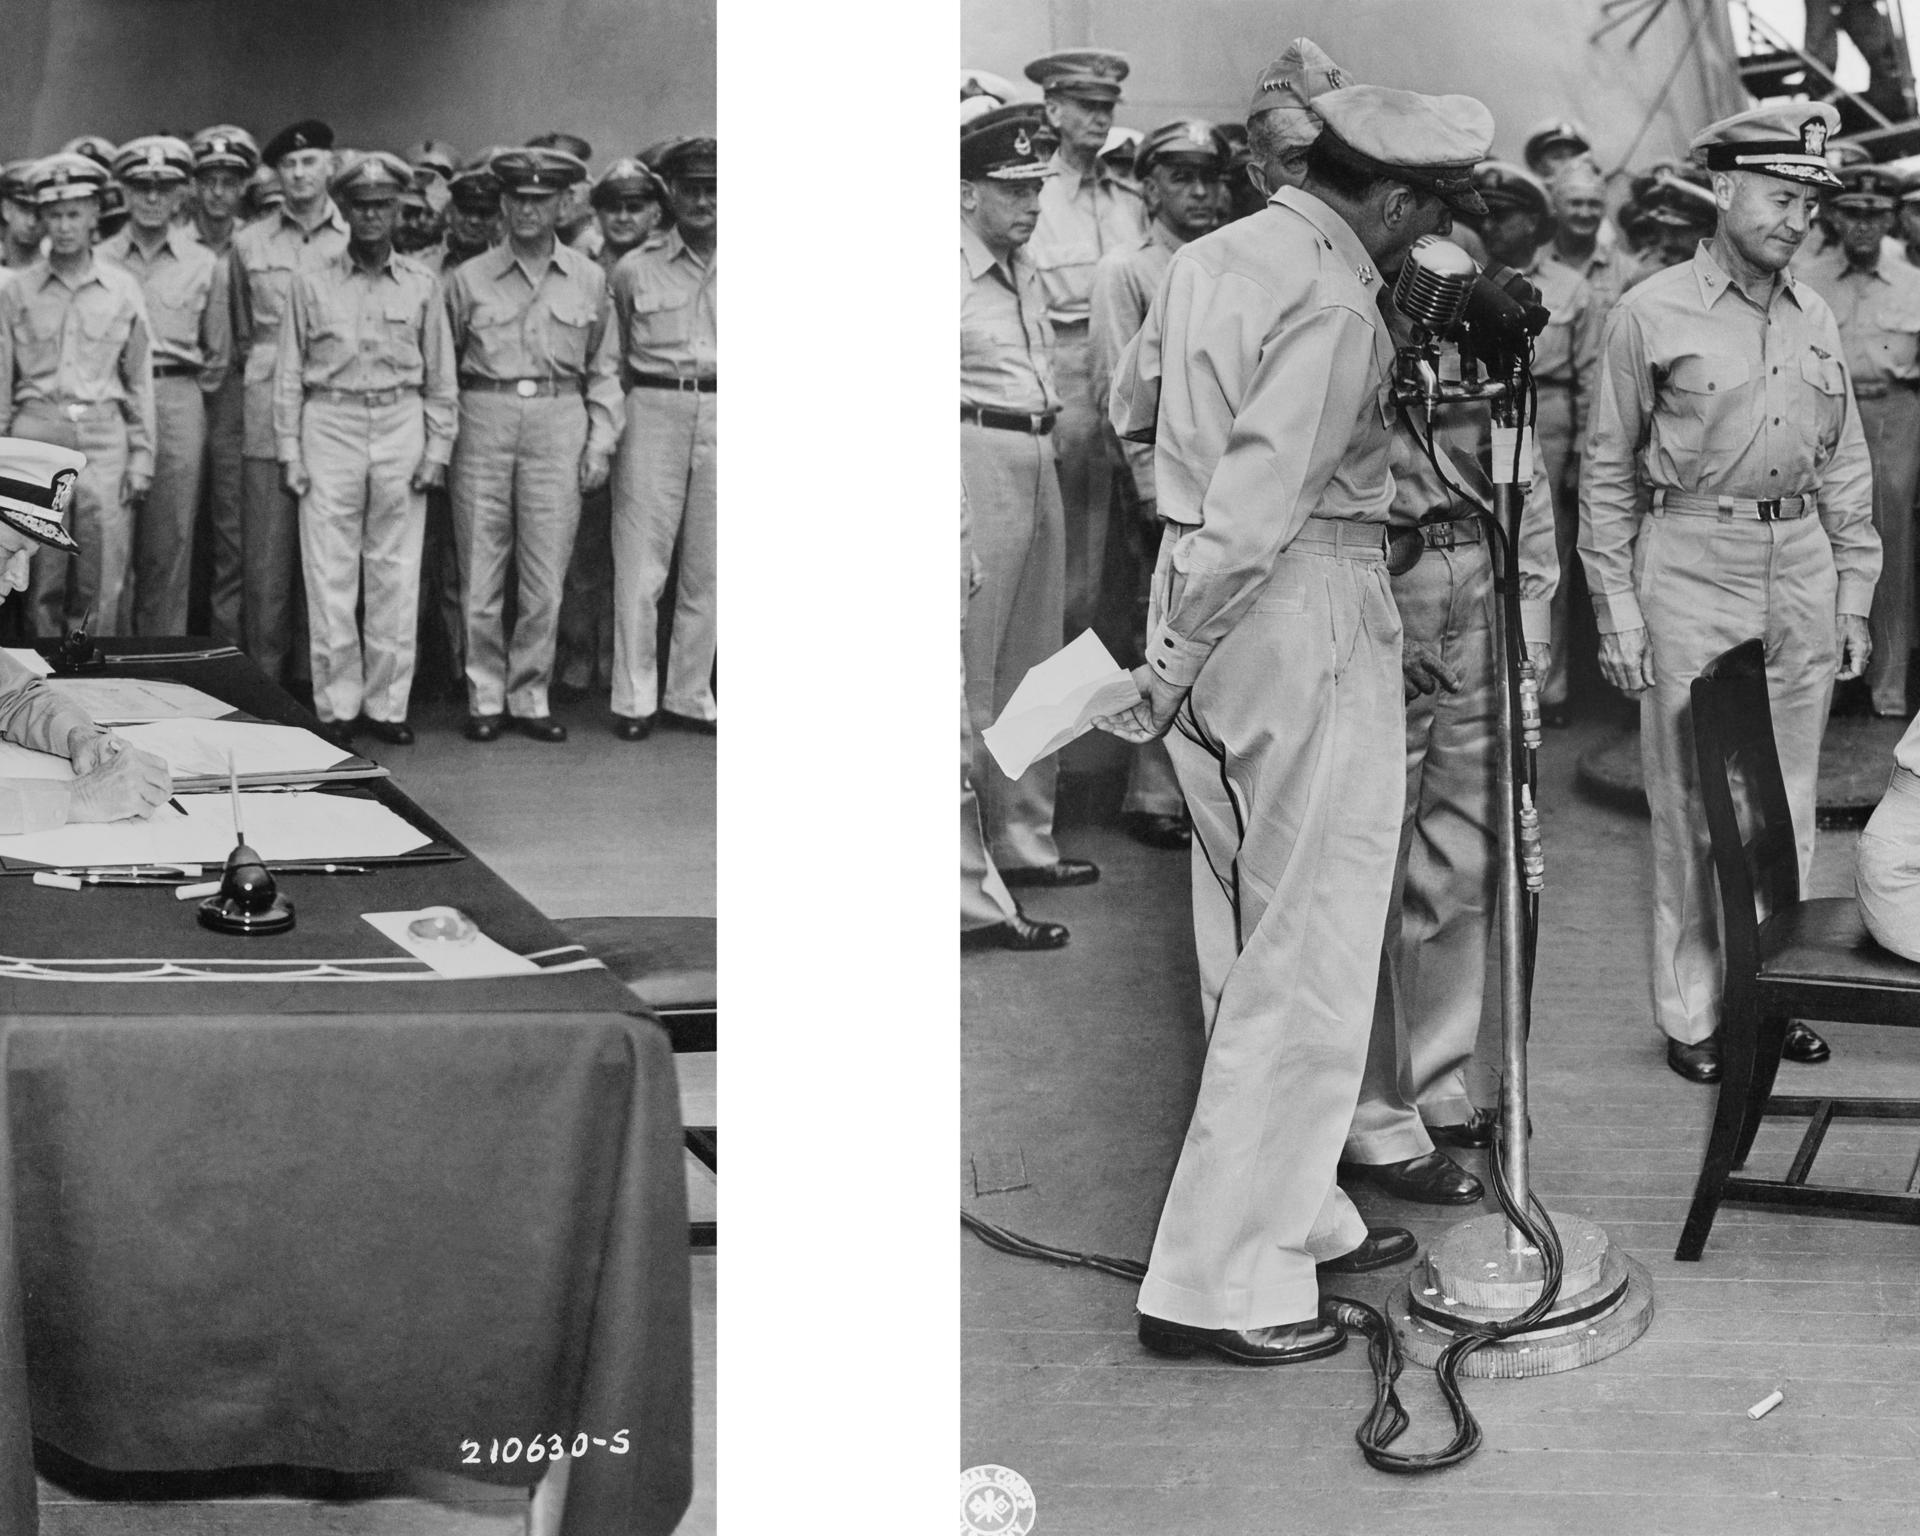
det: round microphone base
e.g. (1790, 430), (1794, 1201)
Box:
(198, 892), (296, 936)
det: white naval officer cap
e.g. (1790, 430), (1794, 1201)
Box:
(1689, 102), (1842, 189)
(0, 438), (83, 553)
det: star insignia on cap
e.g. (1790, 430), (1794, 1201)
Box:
(1014, 128), (1031, 156)
(1803, 118), (1829, 158)
(213, 138), (227, 154)
(1356, 262), (1375, 284)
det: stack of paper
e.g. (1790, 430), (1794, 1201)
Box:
(43, 677), (230, 722)
(0, 791), (429, 868)
(982, 629), (1142, 780)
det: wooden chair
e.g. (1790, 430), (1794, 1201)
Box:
(1677, 638), (1920, 1260)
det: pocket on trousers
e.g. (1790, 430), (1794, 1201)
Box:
(1251, 578), (1307, 614)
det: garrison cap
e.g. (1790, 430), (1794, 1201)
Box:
(1023, 49), (1128, 104)
(961, 67), (1017, 105)
(657, 135), (716, 182)
(489, 145), (588, 195)
(191, 124), (259, 174)
(30, 153), (109, 205)
(261, 119), (334, 167)
(407, 140), (459, 181)
(1134, 119), (1231, 178)
(1244, 37), (1347, 132)
(113, 135), (194, 185)
(961, 104), (1059, 182)
(0, 438), (83, 554)
(1312, 85), (1496, 216)
(1523, 118), (1590, 166)
(1832, 162), (1902, 211)
(60, 135), (116, 169)
(330, 149), (413, 201)
(590, 155), (668, 209)
(1472, 160), (1549, 221)
(527, 131), (593, 163)
(1690, 102), (1841, 188)
(0, 161), (37, 204)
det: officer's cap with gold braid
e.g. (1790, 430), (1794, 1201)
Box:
(0, 439), (83, 553)
(330, 150), (413, 203)
(30, 153), (109, 207)
(1024, 49), (1129, 105)
(113, 136), (194, 186)
(1690, 103), (1842, 189)
(1134, 119), (1231, 179)
(1831, 163), (1901, 212)
(190, 124), (259, 175)
(962, 104), (1060, 182)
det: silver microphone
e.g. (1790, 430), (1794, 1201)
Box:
(1393, 236), (1480, 333)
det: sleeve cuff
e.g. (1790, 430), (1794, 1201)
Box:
(276, 438), (302, 464)
(425, 440), (454, 467)
(1520, 598), (1551, 647)
(1145, 622), (1209, 689)
(126, 452), (154, 480)
(1589, 586), (1644, 636)
(1837, 576), (1876, 618)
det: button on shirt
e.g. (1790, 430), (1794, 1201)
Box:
(1110, 186), (1396, 687)
(442, 240), (623, 464)
(271, 246), (459, 465)
(0, 255), (156, 477)
(609, 227), (715, 382)
(1581, 242), (1879, 635)
(228, 202), (351, 455)
(959, 221), (1056, 416)
(1029, 153), (1147, 326)
(97, 223), (231, 393)
(1798, 251), (1920, 393)
(1090, 219), (1183, 500)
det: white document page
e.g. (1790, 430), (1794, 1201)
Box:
(0, 791), (429, 868)
(115, 719), (352, 778)
(982, 628), (1142, 781)
(41, 677), (231, 721)
(2, 648), (51, 678)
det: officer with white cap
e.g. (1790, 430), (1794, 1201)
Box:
(1523, 118), (1593, 183)
(1799, 163), (1920, 719)
(0, 437), (170, 828)
(1581, 100), (1878, 1082)
(1024, 48), (1147, 641)
(1101, 82), (1495, 1364)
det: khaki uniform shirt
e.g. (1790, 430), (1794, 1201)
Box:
(0, 255), (156, 477)
(959, 221), (1056, 416)
(1090, 219), (1183, 501)
(97, 224), (231, 394)
(441, 240), (623, 465)
(1029, 152), (1147, 327)
(609, 228), (715, 382)
(1530, 251), (1603, 439)
(228, 202), (351, 457)
(1559, 239), (1645, 318)
(272, 246), (459, 466)
(1581, 242), (1879, 634)
(1797, 249), (1920, 392)
(1110, 186), (1396, 688)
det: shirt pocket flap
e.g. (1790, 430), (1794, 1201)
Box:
(1669, 354), (1750, 395)
(1799, 351), (1847, 395)
(549, 296), (597, 328)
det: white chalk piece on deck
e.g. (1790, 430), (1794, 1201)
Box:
(1747, 1389), (1784, 1420)
(982, 629), (1142, 781)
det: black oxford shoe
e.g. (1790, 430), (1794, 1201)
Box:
(1427, 1108), (1497, 1149)
(1782, 1021), (1831, 1064)
(513, 715), (568, 743)
(1346, 1150), (1484, 1205)
(1317, 1226), (1418, 1274)
(1667, 1035), (1721, 1083)
(961, 911), (1069, 952)
(614, 714), (654, 741)
(464, 714), (504, 743)
(1137, 1312), (1346, 1366)
(1125, 812), (1192, 850)
(660, 710), (716, 735)
(362, 718), (413, 746)
(314, 718), (358, 751)
(1000, 858), (1100, 889)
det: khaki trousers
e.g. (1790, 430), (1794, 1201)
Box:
(241, 457), (302, 684)
(450, 390), (586, 720)
(1857, 388), (1920, 715)
(960, 422), (1063, 875)
(18, 404), (129, 638)
(1536, 382), (1578, 708)
(297, 396), (427, 725)
(202, 370), (246, 645)
(133, 374), (207, 637)
(1349, 542), (1501, 1162)
(1049, 320), (1111, 638)
(610, 387), (717, 721)
(1139, 531), (1404, 1331)
(1637, 509), (1838, 1043)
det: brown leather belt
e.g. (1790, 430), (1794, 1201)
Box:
(962, 404), (1057, 435)
(1416, 516), (1483, 550)
(457, 375), (583, 398)
(630, 372), (714, 393)
(151, 362), (200, 379)
(305, 385), (420, 407)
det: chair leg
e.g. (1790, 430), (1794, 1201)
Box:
(1732, 1011), (1791, 1169)
(1676, 1010), (1761, 1260)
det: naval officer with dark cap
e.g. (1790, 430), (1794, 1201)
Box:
(1581, 101), (1879, 1082)
(1101, 83), (1495, 1363)
(1024, 48), (1147, 641)
(228, 119), (348, 686)
(1799, 163), (1920, 718)
(0, 153), (155, 639)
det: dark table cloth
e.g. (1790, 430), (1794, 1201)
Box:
(0, 643), (692, 1535)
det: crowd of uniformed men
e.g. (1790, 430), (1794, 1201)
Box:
(0, 118), (716, 748)
(963, 38), (1904, 1363)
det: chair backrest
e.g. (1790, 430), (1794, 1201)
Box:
(1690, 639), (1802, 990)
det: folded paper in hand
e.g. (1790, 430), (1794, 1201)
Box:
(983, 629), (1141, 780)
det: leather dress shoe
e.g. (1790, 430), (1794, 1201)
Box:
(1667, 1034), (1721, 1083)
(464, 714), (504, 742)
(1125, 811), (1191, 851)
(512, 715), (568, 743)
(1346, 1150), (1484, 1205)
(361, 718), (414, 746)
(961, 910), (1069, 952)
(614, 714), (655, 741)
(1426, 1107), (1497, 1149)
(1317, 1225), (1418, 1274)
(1137, 1311), (1346, 1366)
(660, 710), (716, 735)
(314, 718), (358, 751)
(1782, 1021), (1831, 1064)
(1000, 858), (1100, 889)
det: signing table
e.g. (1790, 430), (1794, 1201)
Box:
(0, 642), (692, 1535)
